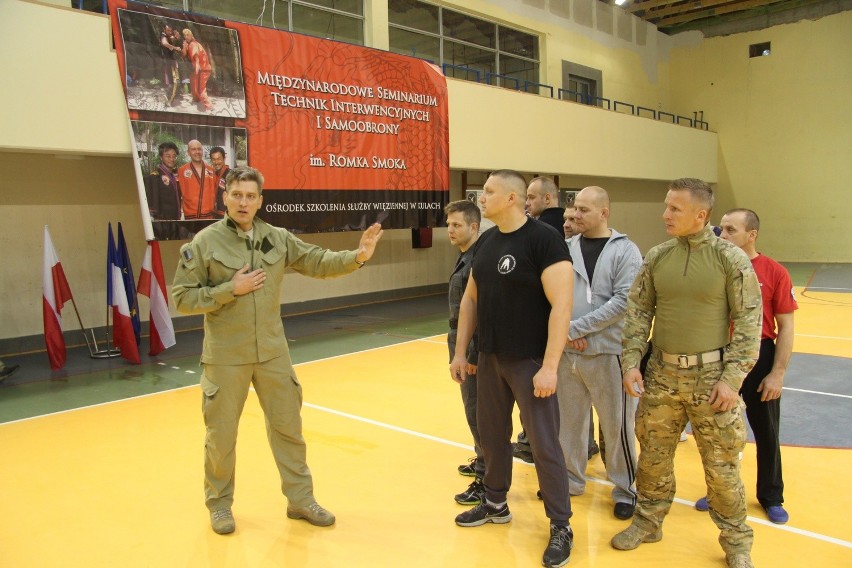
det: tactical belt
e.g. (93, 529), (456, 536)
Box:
(655, 347), (723, 369)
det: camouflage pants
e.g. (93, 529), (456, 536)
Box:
(634, 355), (753, 556)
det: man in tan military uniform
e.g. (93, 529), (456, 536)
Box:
(172, 166), (383, 535)
(610, 178), (761, 568)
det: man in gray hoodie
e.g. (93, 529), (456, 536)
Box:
(556, 186), (642, 520)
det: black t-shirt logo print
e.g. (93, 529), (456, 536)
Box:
(497, 255), (516, 274)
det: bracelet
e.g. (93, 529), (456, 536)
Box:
(355, 258), (367, 267)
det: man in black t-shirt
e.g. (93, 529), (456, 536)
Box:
(450, 170), (575, 568)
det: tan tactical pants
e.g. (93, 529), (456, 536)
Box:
(200, 355), (314, 511)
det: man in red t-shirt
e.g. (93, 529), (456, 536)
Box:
(710, 208), (797, 525)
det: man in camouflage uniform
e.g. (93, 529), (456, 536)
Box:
(610, 178), (761, 568)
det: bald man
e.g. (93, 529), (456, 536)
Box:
(556, 186), (642, 520)
(526, 176), (565, 234)
(178, 140), (221, 220)
(451, 170), (575, 568)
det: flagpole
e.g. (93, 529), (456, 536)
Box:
(126, 113), (155, 242)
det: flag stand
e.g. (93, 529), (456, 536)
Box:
(86, 305), (120, 359)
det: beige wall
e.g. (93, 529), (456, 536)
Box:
(0, 151), (459, 340)
(668, 11), (852, 262)
(447, 79), (716, 182)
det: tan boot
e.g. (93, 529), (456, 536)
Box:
(611, 523), (662, 550)
(210, 508), (235, 534)
(726, 553), (754, 568)
(287, 501), (336, 527)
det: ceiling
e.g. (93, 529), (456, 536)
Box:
(620, 0), (850, 36)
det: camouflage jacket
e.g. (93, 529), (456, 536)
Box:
(622, 225), (761, 391)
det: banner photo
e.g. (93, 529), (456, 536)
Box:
(108, 1), (449, 238)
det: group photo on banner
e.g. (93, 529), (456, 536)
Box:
(108, 0), (450, 238)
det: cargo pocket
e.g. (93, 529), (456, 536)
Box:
(712, 401), (747, 453)
(200, 373), (219, 414)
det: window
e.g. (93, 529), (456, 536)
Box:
(561, 61), (603, 107)
(182, 0), (365, 45)
(749, 42), (771, 58)
(388, 0), (539, 89)
(568, 75), (594, 104)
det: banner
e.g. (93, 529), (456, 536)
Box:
(108, 1), (449, 239)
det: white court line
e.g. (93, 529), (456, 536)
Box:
(0, 385), (199, 426)
(0, 335), (443, 427)
(3, 372), (851, 548)
(795, 333), (852, 341)
(784, 387), (852, 400)
(301, 401), (852, 549)
(5, 337), (852, 548)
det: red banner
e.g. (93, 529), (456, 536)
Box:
(108, 1), (449, 237)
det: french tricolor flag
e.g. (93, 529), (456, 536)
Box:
(108, 224), (141, 364)
(137, 241), (176, 356)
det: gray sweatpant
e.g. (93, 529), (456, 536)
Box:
(557, 351), (637, 505)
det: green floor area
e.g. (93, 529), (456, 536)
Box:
(0, 297), (448, 424)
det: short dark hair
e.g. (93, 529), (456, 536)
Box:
(158, 141), (178, 158)
(724, 208), (760, 232)
(489, 169), (528, 196)
(209, 146), (226, 159)
(445, 199), (481, 226)
(669, 177), (714, 216)
(225, 166), (264, 194)
(529, 176), (559, 198)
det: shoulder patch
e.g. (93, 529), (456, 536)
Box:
(181, 247), (193, 261)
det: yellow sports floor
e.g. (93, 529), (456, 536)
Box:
(1, 286), (850, 566)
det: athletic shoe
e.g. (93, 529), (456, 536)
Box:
(457, 457), (477, 477)
(287, 502), (336, 526)
(694, 496), (709, 511)
(542, 524), (573, 567)
(679, 431), (688, 442)
(726, 553), (755, 568)
(455, 478), (485, 505)
(614, 502), (635, 520)
(588, 442), (600, 460)
(764, 505), (789, 524)
(512, 443), (534, 463)
(210, 508), (235, 534)
(611, 523), (662, 550)
(455, 502), (512, 527)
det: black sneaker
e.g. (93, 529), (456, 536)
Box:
(542, 524), (574, 567)
(587, 442), (600, 461)
(457, 457), (477, 477)
(512, 443), (534, 463)
(455, 478), (485, 505)
(455, 502), (512, 527)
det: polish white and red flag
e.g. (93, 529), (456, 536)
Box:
(137, 241), (176, 356)
(109, 225), (141, 364)
(43, 226), (74, 370)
